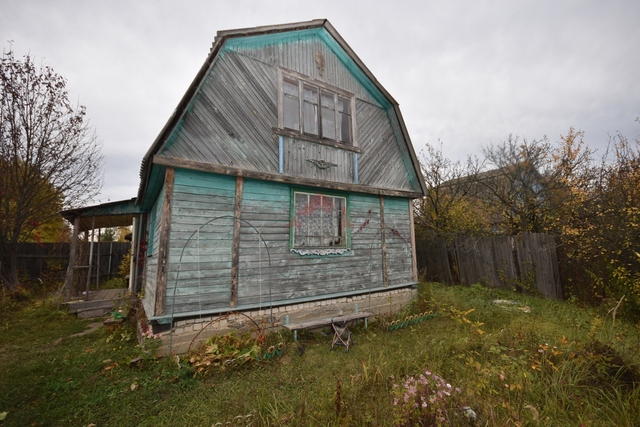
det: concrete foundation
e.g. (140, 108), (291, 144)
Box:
(146, 286), (417, 355)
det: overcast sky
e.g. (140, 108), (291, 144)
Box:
(2, 0), (639, 204)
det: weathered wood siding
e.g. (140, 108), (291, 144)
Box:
(157, 170), (416, 317)
(224, 31), (384, 107)
(381, 197), (414, 286)
(163, 169), (236, 314)
(161, 52), (279, 173)
(237, 180), (399, 307)
(416, 234), (562, 299)
(282, 137), (354, 183)
(356, 101), (417, 191)
(142, 189), (164, 317)
(156, 33), (421, 194)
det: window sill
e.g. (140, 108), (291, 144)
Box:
(291, 247), (351, 256)
(273, 128), (362, 154)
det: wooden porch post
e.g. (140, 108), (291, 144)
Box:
(230, 176), (244, 308)
(154, 167), (175, 316)
(96, 228), (101, 290)
(85, 217), (95, 301)
(379, 196), (388, 287)
(63, 216), (80, 302)
(128, 216), (138, 293)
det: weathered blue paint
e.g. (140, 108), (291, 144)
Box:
(163, 169), (238, 314)
(146, 171), (416, 320)
(278, 135), (284, 174)
(140, 165), (166, 211)
(223, 28), (390, 109)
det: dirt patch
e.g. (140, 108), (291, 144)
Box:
(50, 321), (104, 346)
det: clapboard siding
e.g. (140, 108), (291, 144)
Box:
(164, 169), (236, 313)
(148, 170), (416, 318)
(142, 187), (164, 317)
(236, 180), (392, 307)
(382, 197), (414, 286)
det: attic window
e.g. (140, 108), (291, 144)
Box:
(280, 73), (353, 145)
(291, 191), (349, 254)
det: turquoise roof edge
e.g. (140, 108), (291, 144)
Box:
(222, 27), (391, 109)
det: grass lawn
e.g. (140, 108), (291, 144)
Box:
(1, 282), (638, 426)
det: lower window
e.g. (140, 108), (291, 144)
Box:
(292, 191), (348, 251)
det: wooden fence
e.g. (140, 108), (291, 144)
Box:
(15, 242), (130, 287)
(416, 233), (562, 299)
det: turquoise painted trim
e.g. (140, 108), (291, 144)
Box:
(353, 153), (358, 184)
(141, 165), (167, 211)
(152, 282), (418, 323)
(222, 28), (390, 109)
(316, 30), (390, 109)
(223, 28), (320, 50)
(279, 135), (284, 174)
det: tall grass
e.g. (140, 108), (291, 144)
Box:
(0, 282), (638, 426)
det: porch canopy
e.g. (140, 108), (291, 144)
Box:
(60, 198), (145, 301)
(60, 198), (143, 230)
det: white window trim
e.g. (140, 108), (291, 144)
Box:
(290, 190), (350, 255)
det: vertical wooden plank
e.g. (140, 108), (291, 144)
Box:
(154, 167), (175, 317)
(230, 176), (244, 308)
(128, 216), (138, 293)
(379, 196), (388, 287)
(63, 216), (80, 301)
(96, 228), (101, 290)
(85, 217), (95, 301)
(408, 199), (418, 281)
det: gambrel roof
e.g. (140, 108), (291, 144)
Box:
(137, 19), (427, 209)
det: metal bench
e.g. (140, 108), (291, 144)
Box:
(283, 312), (372, 346)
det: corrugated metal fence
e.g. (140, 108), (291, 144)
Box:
(416, 233), (562, 299)
(15, 242), (130, 286)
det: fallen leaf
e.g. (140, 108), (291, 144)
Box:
(130, 382), (138, 391)
(0, 412), (8, 420)
(84, 348), (94, 353)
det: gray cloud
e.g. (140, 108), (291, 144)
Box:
(2, 0), (638, 202)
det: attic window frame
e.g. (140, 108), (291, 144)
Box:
(278, 69), (356, 146)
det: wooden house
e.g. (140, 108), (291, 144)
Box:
(64, 19), (427, 339)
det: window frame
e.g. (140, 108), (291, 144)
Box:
(289, 189), (351, 255)
(278, 69), (356, 146)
